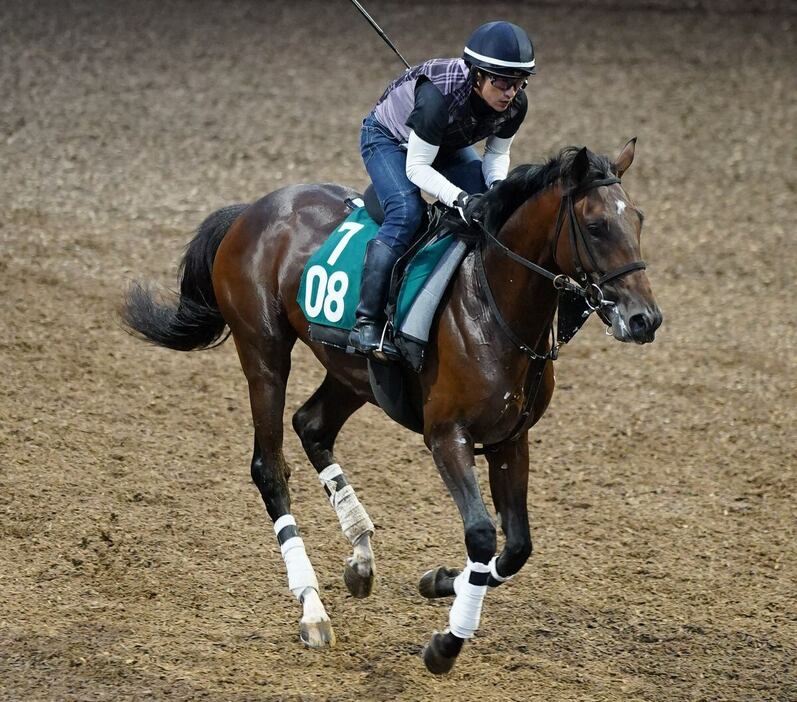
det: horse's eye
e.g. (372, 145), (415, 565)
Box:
(586, 222), (603, 236)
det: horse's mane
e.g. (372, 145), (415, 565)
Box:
(479, 146), (614, 235)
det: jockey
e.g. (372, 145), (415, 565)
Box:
(348, 20), (536, 357)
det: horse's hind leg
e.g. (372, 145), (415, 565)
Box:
(292, 374), (375, 598)
(236, 333), (335, 648)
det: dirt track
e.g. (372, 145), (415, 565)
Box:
(1, 2), (795, 700)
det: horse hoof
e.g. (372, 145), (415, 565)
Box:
(344, 559), (375, 598)
(422, 632), (461, 675)
(418, 566), (460, 599)
(300, 619), (336, 648)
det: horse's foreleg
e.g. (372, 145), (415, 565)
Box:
(422, 425), (496, 675)
(486, 434), (532, 585)
(240, 339), (335, 648)
(417, 435), (531, 597)
(292, 374), (375, 598)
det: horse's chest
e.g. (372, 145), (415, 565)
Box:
(441, 354), (542, 442)
(477, 371), (542, 440)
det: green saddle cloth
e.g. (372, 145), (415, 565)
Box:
(297, 206), (453, 332)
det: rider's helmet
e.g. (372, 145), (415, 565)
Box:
(463, 21), (536, 78)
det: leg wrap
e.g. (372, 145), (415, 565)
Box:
(487, 554), (515, 588)
(448, 559), (490, 639)
(318, 464), (374, 544)
(274, 514), (319, 601)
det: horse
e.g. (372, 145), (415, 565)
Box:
(122, 140), (662, 674)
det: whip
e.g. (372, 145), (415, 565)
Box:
(348, 0), (411, 70)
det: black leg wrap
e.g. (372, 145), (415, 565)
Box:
(422, 631), (464, 675)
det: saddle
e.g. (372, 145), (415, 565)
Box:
(299, 185), (471, 373)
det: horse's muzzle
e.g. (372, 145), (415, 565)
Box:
(607, 303), (662, 344)
(628, 307), (662, 344)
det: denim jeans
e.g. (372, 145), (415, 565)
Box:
(360, 114), (487, 256)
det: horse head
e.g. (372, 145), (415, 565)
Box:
(555, 140), (663, 344)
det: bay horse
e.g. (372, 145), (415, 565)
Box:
(122, 140), (661, 674)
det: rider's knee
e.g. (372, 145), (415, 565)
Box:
(383, 192), (424, 229)
(401, 195), (425, 228)
(376, 193), (425, 257)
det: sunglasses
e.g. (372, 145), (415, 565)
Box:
(485, 74), (529, 92)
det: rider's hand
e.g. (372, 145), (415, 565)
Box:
(454, 191), (485, 227)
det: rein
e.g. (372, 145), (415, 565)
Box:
(472, 176), (646, 453)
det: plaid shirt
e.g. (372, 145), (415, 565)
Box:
(372, 58), (522, 152)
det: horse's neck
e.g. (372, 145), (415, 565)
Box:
(482, 187), (563, 350)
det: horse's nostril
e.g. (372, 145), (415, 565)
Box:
(629, 313), (648, 336)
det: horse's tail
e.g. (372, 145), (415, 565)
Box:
(121, 203), (249, 351)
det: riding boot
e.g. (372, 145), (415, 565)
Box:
(347, 238), (400, 359)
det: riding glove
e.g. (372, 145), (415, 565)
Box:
(455, 191), (486, 227)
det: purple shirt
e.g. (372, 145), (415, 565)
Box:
(373, 59), (473, 143)
(372, 58), (524, 152)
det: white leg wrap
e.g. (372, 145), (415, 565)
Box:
(318, 464), (374, 544)
(448, 559), (490, 639)
(274, 515), (319, 601)
(488, 555), (514, 585)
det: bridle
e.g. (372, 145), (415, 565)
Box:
(482, 176), (646, 311)
(471, 175), (647, 454)
(551, 176), (646, 310)
(473, 175), (646, 361)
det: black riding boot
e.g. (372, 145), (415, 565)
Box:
(347, 238), (399, 359)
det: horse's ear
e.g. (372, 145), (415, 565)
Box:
(612, 137), (637, 178)
(571, 146), (590, 187)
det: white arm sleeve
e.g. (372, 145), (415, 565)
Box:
(482, 135), (514, 187)
(405, 131), (463, 208)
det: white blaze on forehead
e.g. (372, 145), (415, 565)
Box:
(616, 200), (627, 215)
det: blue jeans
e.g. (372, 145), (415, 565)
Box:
(360, 114), (486, 256)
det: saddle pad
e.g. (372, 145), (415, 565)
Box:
(297, 206), (378, 331)
(297, 206), (454, 332)
(394, 232), (455, 327)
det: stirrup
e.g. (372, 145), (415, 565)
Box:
(373, 324), (400, 362)
(347, 322), (399, 361)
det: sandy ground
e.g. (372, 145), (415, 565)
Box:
(1, 1), (795, 700)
